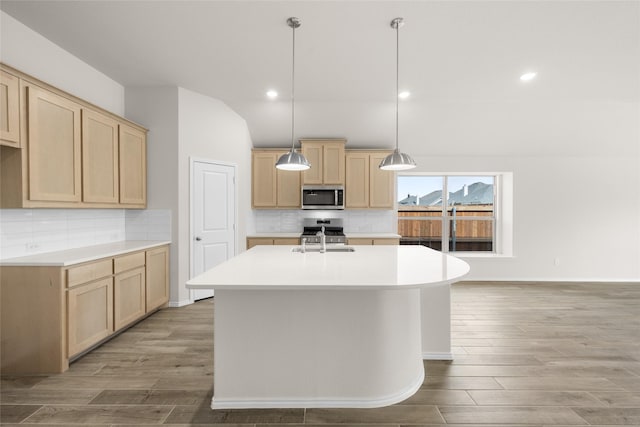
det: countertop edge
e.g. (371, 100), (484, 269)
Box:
(0, 241), (171, 267)
(247, 233), (401, 239)
(186, 245), (470, 290)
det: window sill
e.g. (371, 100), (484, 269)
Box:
(452, 252), (514, 259)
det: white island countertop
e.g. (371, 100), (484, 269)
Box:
(187, 245), (469, 290)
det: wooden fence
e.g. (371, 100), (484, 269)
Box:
(398, 206), (493, 240)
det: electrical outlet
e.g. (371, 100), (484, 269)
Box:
(25, 242), (40, 251)
(554, 257), (560, 266)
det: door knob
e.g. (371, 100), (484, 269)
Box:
(195, 237), (202, 241)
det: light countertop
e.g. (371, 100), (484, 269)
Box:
(247, 232), (401, 239)
(346, 232), (401, 239)
(247, 233), (301, 239)
(187, 245), (469, 290)
(0, 241), (171, 267)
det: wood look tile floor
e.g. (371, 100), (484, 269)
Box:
(2, 281), (639, 426)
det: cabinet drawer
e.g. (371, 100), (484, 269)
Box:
(67, 259), (113, 287)
(114, 251), (145, 273)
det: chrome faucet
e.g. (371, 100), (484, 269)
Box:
(317, 226), (326, 253)
(301, 237), (306, 253)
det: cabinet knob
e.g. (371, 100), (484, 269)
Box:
(195, 237), (202, 241)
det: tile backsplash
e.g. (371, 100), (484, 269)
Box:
(125, 210), (172, 241)
(0, 209), (171, 260)
(251, 209), (397, 234)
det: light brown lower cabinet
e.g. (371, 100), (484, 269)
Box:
(347, 238), (400, 245)
(68, 277), (114, 357)
(247, 237), (300, 249)
(114, 266), (146, 332)
(146, 245), (170, 312)
(0, 244), (169, 375)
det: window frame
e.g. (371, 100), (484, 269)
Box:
(397, 173), (511, 256)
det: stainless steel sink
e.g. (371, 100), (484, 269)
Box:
(292, 246), (355, 253)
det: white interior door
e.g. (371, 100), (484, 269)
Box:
(191, 160), (236, 301)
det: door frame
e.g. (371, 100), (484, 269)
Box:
(189, 157), (238, 300)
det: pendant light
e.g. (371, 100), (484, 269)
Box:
(379, 17), (417, 171)
(276, 17), (310, 171)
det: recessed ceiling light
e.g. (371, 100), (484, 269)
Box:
(520, 72), (537, 82)
(266, 90), (278, 99)
(398, 91), (411, 99)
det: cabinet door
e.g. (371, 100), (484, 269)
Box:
(119, 124), (147, 206)
(0, 70), (20, 147)
(114, 266), (146, 331)
(301, 142), (323, 184)
(345, 152), (369, 208)
(369, 152), (395, 209)
(323, 142), (345, 185)
(252, 151), (278, 207)
(67, 277), (113, 357)
(247, 238), (274, 249)
(347, 238), (374, 245)
(373, 238), (399, 245)
(276, 150), (301, 207)
(146, 246), (169, 312)
(82, 109), (119, 203)
(273, 238), (300, 245)
(27, 86), (82, 202)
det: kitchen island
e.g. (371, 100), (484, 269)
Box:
(187, 245), (469, 409)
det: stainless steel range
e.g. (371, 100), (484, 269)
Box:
(300, 218), (346, 244)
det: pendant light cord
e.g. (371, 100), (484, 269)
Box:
(291, 22), (296, 152)
(395, 20), (400, 153)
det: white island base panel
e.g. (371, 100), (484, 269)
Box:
(212, 288), (424, 409)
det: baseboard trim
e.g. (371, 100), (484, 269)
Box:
(167, 299), (193, 308)
(459, 279), (640, 284)
(422, 352), (453, 360)
(210, 367), (424, 409)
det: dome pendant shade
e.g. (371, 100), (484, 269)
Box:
(379, 149), (417, 171)
(275, 17), (310, 171)
(276, 150), (310, 171)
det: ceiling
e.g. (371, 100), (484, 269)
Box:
(2, 1), (639, 155)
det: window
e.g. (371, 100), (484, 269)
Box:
(398, 174), (508, 254)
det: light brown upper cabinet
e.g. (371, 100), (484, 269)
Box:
(252, 149), (301, 208)
(345, 150), (395, 209)
(119, 124), (147, 206)
(0, 64), (147, 208)
(82, 108), (119, 203)
(300, 139), (345, 185)
(1, 69), (20, 147)
(27, 85), (82, 203)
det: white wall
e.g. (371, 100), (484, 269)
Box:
(124, 87), (181, 303)
(0, 11), (124, 115)
(126, 87), (253, 306)
(177, 87), (253, 304)
(418, 155), (640, 282)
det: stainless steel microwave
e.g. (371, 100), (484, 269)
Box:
(301, 186), (345, 210)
